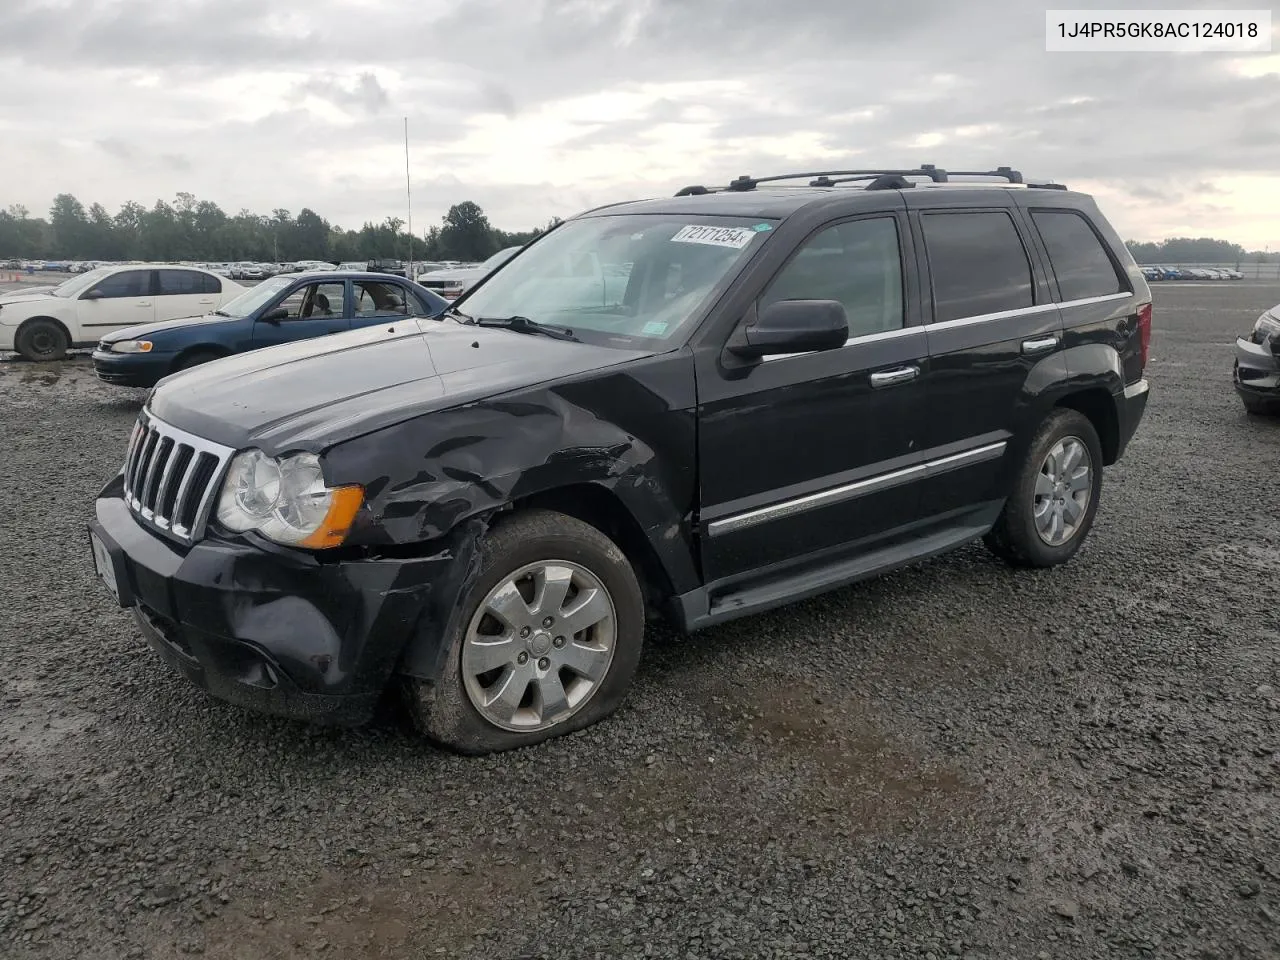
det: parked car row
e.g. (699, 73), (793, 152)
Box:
(1141, 265), (1244, 281)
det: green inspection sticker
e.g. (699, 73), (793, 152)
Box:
(641, 320), (669, 335)
(752, 223), (773, 232)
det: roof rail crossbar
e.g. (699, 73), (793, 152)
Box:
(682, 166), (1061, 195)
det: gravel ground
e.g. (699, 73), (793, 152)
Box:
(2, 281), (1280, 960)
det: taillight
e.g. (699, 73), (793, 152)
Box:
(1136, 302), (1152, 370)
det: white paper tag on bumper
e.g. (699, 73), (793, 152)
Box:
(670, 225), (756, 249)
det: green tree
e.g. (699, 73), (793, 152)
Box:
(50, 193), (91, 258)
(438, 201), (496, 260)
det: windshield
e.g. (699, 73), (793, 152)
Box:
(483, 247), (521, 269)
(217, 276), (293, 317)
(52, 267), (113, 298)
(456, 215), (775, 347)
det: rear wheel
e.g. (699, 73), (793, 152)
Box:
(403, 509), (645, 754)
(984, 409), (1103, 568)
(15, 318), (69, 362)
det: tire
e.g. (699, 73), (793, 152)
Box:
(1241, 393), (1279, 416)
(172, 349), (224, 373)
(983, 408), (1104, 569)
(404, 509), (645, 754)
(15, 318), (69, 362)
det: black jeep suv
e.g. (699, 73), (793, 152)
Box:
(87, 165), (1152, 754)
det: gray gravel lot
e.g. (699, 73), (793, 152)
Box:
(2, 281), (1280, 960)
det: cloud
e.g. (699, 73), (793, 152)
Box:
(0, 0), (1277, 244)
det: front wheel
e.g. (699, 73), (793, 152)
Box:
(984, 409), (1104, 568)
(172, 349), (224, 373)
(404, 509), (645, 754)
(15, 318), (69, 362)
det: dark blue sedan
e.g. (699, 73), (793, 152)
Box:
(92, 271), (448, 387)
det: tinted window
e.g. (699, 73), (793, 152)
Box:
(762, 217), (903, 338)
(1031, 210), (1123, 301)
(273, 282), (345, 320)
(157, 270), (218, 296)
(88, 270), (151, 299)
(922, 211), (1033, 323)
(355, 281), (411, 317)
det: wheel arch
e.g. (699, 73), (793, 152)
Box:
(171, 343), (230, 371)
(1055, 388), (1120, 465)
(16, 314), (73, 349)
(506, 482), (676, 621)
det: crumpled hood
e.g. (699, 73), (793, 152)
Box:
(145, 317), (651, 455)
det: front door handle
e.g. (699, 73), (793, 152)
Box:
(1021, 335), (1059, 355)
(869, 365), (920, 388)
(136, 301), (152, 307)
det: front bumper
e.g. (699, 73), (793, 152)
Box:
(91, 349), (173, 387)
(1233, 337), (1280, 403)
(88, 480), (456, 726)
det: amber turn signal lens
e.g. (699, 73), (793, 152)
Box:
(297, 486), (365, 549)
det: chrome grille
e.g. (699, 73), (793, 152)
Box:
(122, 411), (235, 544)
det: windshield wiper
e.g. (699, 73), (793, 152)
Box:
(440, 304), (472, 323)
(212, 309), (229, 317)
(474, 315), (579, 341)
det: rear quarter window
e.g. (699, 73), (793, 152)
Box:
(1030, 209), (1125, 301)
(921, 210), (1034, 323)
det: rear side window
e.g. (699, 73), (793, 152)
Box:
(354, 281), (411, 317)
(158, 270), (220, 296)
(1031, 210), (1124, 301)
(762, 216), (904, 338)
(922, 211), (1033, 323)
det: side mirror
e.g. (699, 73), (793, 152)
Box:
(261, 306), (289, 323)
(727, 299), (849, 359)
(82, 289), (104, 300)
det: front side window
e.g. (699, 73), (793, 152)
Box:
(457, 215), (775, 347)
(273, 282), (346, 320)
(922, 211), (1034, 323)
(216, 276), (293, 317)
(761, 217), (904, 338)
(355, 281), (411, 317)
(88, 270), (152, 299)
(1031, 210), (1124, 301)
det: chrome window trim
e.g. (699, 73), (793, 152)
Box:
(705, 440), (1007, 537)
(759, 291), (1133, 363)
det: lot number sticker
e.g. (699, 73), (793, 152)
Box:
(670, 225), (757, 249)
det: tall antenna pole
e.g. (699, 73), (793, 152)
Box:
(404, 116), (414, 281)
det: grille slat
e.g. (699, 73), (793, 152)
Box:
(128, 428), (158, 503)
(140, 437), (174, 517)
(122, 412), (234, 544)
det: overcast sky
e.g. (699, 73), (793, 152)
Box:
(3, 0), (1278, 246)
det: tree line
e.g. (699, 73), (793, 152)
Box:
(1, 192), (1271, 266)
(0, 194), (558, 264)
(1124, 237), (1277, 264)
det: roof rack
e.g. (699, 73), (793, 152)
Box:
(673, 165), (1067, 196)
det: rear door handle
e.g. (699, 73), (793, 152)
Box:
(1021, 335), (1059, 355)
(869, 365), (920, 388)
(136, 301), (152, 307)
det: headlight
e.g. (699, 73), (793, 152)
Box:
(112, 340), (153, 353)
(1249, 312), (1280, 345)
(215, 449), (364, 549)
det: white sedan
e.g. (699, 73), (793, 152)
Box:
(0, 264), (245, 361)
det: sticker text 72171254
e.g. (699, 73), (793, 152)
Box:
(669, 225), (758, 249)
